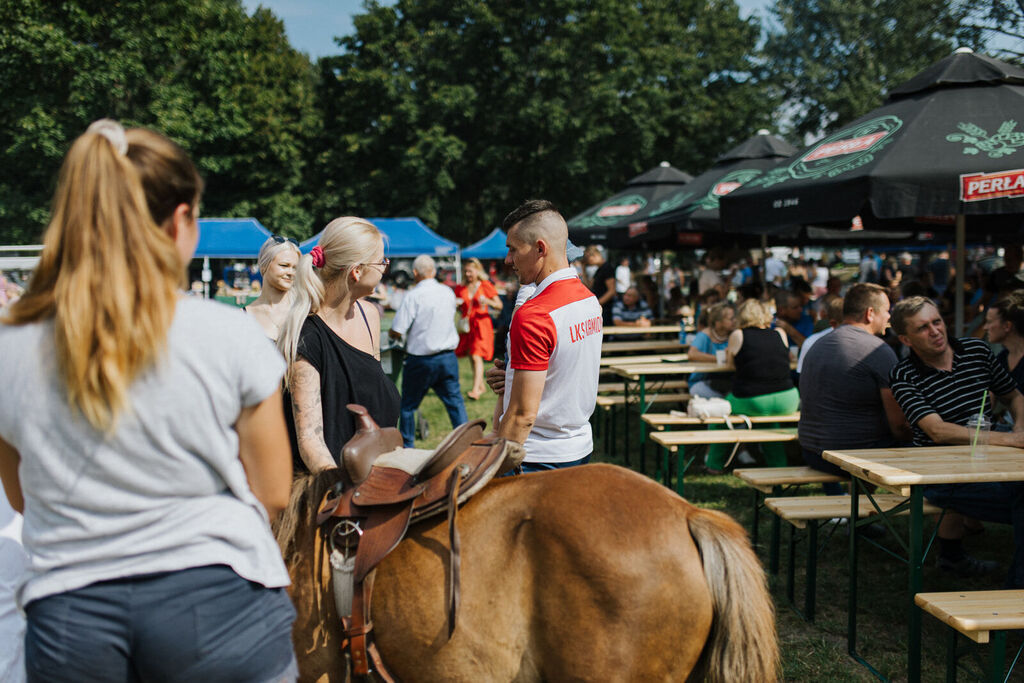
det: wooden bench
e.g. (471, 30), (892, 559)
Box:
(598, 380), (688, 394)
(649, 428), (799, 496)
(915, 590), (1024, 682)
(600, 353), (687, 367)
(643, 412), (800, 431)
(601, 340), (686, 354)
(733, 465), (844, 575)
(766, 495), (941, 622)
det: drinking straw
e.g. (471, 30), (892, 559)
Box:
(970, 391), (988, 456)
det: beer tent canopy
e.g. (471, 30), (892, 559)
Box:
(300, 217), (458, 257)
(462, 228), (507, 260)
(195, 218), (274, 258)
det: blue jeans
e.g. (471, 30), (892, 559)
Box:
(520, 454), (591, 473)
(924, 482), (1024, 588)
(400, 351), (468, 447)
(25, 564), (296, 682)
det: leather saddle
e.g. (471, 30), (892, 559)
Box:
(316, 404), (524, 680)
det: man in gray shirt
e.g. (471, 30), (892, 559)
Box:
(798, 283), (911, 493)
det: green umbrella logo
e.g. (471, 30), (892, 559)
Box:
(947, 121), (1024, 158)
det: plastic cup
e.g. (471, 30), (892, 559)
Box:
(715, 349), (727, 364)
(967, 415), (991, 458)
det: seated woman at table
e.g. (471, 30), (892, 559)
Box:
(704, 299), (799, 473)
(685, 301), (735, 399)
(985, 290), (1024, 394)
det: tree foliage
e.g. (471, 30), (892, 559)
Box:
(0, 0), (316, 243)
(764, 0), (984, 140)
(963, 0), (1024, 62)
(310, 0), (775, 243)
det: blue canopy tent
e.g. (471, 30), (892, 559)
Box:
(462, 228), (507, 260)
(195, 218), (275, 258)
(300, 217), (458, 257)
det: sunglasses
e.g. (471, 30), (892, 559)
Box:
(271, 234), (300, 247)
(360, 257), (391, 268)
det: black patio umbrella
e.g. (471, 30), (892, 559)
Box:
(566, 162), (693, 248)
(644, 130), (797, 236)
(720, 48), (1024, 330)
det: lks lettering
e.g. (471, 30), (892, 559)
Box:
(569, 316), (602, 343)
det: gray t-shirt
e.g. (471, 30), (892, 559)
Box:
(798, 324), (899, 455)
(0, 298), (289, 607)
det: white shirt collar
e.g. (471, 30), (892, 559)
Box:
(531, 267), (578, 299)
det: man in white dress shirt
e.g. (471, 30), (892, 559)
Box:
(388, 255), (468, 446)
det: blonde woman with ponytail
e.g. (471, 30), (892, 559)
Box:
(0, 120), (297, 681)
(279, 216), (400, 473)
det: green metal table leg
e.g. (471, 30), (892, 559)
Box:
(622, 378), (631, 469)
(945, 628), (957, 683)
(637, 376), (647, 475)
(908, 485), (924, 683)
(988, 630), (1006, 682)
(848, 477), (860, 656)
(786, 522), (796, 605)
(806, 519), (818, 622)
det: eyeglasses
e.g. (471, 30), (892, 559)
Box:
(271, 234), (300, 247)
(360, 258), (390, 269)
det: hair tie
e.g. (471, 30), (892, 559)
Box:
(310, 245), (325, 268)
(86, 119), (128, 156)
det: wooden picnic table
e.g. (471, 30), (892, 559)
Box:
(606, 362), (733, 473)
(822, 444), (1024, 682)
(602, 324), (682, 337)
(599, 353), (688, 367)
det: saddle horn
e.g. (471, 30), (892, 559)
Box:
(342, 404), (403, 486)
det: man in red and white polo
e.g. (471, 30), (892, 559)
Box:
(497, 200), (602, 471)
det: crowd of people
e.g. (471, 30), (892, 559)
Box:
(3, 117), (1024, 680)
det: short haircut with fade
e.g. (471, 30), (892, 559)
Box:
(842, 283), (887, 321)
(501, 199), (561, 242)
(891, 296), (937, 336)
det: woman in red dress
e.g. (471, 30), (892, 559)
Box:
(455, 258), (503, 399)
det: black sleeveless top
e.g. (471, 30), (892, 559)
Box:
(732, 327), (794, 398)
(285, 307), (400, 472)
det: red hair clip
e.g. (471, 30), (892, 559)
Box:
(310, 246), (325, 268)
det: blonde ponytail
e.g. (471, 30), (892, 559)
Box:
(3, 122), (201, 431)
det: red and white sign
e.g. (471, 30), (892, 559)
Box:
(628, 222), (649, 238)
(804, 132), (888, 162)
(598, 203), (641, 217)
(713, 181), (742, 196)
(960, 169), (1024, 202)
(850, 215), (863, 231)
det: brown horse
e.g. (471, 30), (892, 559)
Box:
(275, 463), (777, 682)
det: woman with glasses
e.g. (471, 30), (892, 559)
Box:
(279, 217), (400, 472)
(0, 120), (296, 681)
(455, 258), (503, 400)
(248, 235), (301, 342)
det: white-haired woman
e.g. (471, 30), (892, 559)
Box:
(248, 235), (301, 341)
(0, 120), (295, 680)
(279, 217), (400, 473)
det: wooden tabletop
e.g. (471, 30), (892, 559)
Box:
(915, 590), (1024, 642)
(651, 428), (798, 450)
(823, 445), (1024, 496)
(610, 362), (732, 378)
(602, 324), (681, 336)
(600, 353), (688, 367)
(644, 412), (800, 429)
(602, 340), (687, 354)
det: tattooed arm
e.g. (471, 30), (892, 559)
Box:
(290, 358), (337, 472)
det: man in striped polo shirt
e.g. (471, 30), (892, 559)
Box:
(890, 296), (1024, 582)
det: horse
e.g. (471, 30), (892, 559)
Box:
(275, 463), (778, 682)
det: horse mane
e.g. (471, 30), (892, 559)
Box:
(273, 468), (348, 565)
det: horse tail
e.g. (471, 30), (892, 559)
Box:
(686, 505), (779, 683)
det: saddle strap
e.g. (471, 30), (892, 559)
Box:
(447, 465), (465, 639)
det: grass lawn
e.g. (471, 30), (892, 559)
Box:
(409, 357), (1022, 681)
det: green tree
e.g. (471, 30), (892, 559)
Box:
(764, 0), (984, 140)
(0, 0), (316, 244)
(963, 0), (1024, 62)
(310, 0), (775, 243)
